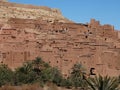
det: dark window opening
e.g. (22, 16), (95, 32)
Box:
(55, 30), (58, 33)
(89, 32), (92, 34)
(76, 44), (78, 46)
(90, 68), (96, 75)
(53, 41), (55, 43)
(64, 49), (67, 52)
(105, 38), (107, 41)
(11, 36), (16, 39)
(85, 36), (88, 38)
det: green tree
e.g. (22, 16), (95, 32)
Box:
(60, 78), (72, 88)
(0, 64), (14, 86)
(50, 67), (63, 86)
(32, 57), (50, 75)
(40, 67), (63, 86)
(86, 75), (120, 90)
(32, 57), (64, 85)
(15, 61), (36, 85)
(69, 63), (88, 88)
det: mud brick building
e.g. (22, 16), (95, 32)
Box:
(0, 1), (120, 77)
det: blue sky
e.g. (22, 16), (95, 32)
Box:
(9, 0), (120, 30)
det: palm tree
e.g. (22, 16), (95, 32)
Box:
(32, 57), (50, 75)
(69, 63), (88, 88)
(86, 75), (120, 90)
(15, 61), (36, 85)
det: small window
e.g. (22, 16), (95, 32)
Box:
(89, 32), (92, 34)
(90, 68), (96, 75)
(55, 30), (58, 33)
(11, 36), (16, 39)
(105, 38), (107, 41)
(53, 41), (55, 43)
(75, 44), (78, 46)
(85, 36), (88, 38)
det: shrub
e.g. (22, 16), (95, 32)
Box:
(86, 75), (120, 90)
(0, 64), (14, 87)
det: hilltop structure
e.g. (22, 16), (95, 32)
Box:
(0, 1), (120, 77)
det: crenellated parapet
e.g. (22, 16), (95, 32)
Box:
(88, 19), (117, 39)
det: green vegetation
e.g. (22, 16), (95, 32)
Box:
(0, 64), (14, 86)
(0, 57), (120, 90)
(86, 75), (120, 90)
(68, 63), (88, 88)
(14, 57), (63, 86)
(15, 61), (37, 85)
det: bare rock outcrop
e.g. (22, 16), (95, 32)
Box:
(0, 1), (71, 23)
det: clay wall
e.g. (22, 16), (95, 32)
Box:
(0, 18), (120, 77)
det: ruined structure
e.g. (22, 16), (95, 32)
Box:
(0, 1), (120, 77)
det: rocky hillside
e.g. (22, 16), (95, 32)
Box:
(0, 0), (71, 23)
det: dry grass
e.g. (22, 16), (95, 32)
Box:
(44, 82), (58, 90)
(0, 83), (43, 90)
(0, 83), (77, 90)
